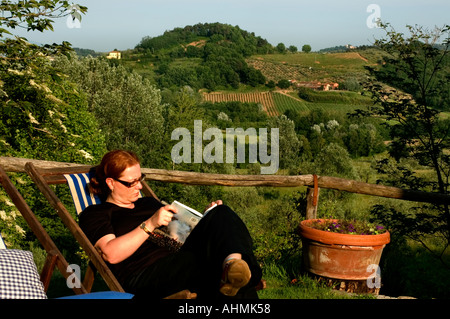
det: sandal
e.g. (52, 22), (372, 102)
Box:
(219, 259), (251, 296)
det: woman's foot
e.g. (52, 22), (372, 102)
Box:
(219, 259), (251, 296)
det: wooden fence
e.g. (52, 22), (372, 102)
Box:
(2, 156), (450, 219)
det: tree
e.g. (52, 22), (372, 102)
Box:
(277, 79), (291, 89)
(313, 143), (355, 179)
(362, 23), (450, 264)
(302, 44), (312, 53)
(0, 1), (103, 250)
(1, 55), (106, 162)
(0, 2), (95, 160)
(242, 67), (266, 87)
(53, 55), (166, 168)
(266, 80), (276, 89)
(1, 1), (93, 163)
(0, 1), (87, 83)
(267, 115), (301, 172)
(344, 123), (385, 158)
(276, 43), (286, 54)
(288, 45), (298, 53)
(0, 1), (86, 36)
(165, 86), (206, 172)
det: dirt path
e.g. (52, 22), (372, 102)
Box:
(356, 52), (369, 62)
(275, 89), (303, 102)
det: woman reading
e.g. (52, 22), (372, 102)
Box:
(79, 149), (262, 299)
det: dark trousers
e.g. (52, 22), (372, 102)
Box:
(125, 205), (262, 299)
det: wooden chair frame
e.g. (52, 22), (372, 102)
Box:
(0, 165), (87, 295)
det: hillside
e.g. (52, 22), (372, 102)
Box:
(114, 22), (390, 119)
(135, 22), (272, 55)
(247, 50), (377, 84)
(121, 22), (380, 94)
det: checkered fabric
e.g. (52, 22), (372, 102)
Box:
(0, 249), (47, 299)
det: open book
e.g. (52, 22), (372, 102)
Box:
(153, 200), (217, 244)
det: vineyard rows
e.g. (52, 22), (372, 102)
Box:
(202, 91), (316, 116)
(202, 91), (279, 116)
(203, 92), (364, 116)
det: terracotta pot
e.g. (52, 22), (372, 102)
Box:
(299, 219), (390, 280)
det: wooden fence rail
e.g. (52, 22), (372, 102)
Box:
(1, 156), (450, 219)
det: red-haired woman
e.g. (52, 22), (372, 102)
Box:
(79, 150), (262, 299)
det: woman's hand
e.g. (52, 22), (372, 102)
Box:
(147, 204), (177, 229)
(204, 200), (223, 212)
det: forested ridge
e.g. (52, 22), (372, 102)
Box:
(130, 22), (273, 90)
(136, 22), (273, 54)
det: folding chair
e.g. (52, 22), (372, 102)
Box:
(1, 165), (137, 299)
(24, 162), (195, 299)
(0, 165), (86, 295)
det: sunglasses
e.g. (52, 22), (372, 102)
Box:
(114, 173), (146, 188)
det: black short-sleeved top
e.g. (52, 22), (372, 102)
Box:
(78, 197), (172, 283)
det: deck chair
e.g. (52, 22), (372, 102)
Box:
(0, 165), (87, 296)
(24, 162), (195, 299)
(0, 166), (135, 299)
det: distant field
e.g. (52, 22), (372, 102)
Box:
(202, 91), (280, 116)
(247, 51), (374, 83)
(273, 92), (309, 113)
(202, 90), (372, 117)
(202, 91), (314, 116)
(123, 48), (379, 118)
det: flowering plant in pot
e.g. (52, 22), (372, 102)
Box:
(307, 219), (387, 235)
(299, 218), (390, 289)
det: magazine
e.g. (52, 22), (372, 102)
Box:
(153, 200), (217, 244)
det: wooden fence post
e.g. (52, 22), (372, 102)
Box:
(306, 174), (319, 219)
(306, 187), (320, 219)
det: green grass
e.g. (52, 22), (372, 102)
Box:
(296, 89), (372, 104)
(257, 261), (376, 299)
(253, 52), (369, 68)
(273, 90), (372, 116)
(249, 51), (373, 83)
(273, 92), (309, 113)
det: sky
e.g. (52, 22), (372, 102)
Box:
(8, 0), (450, 52)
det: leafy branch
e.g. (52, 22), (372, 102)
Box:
(0, 0), (87, 36)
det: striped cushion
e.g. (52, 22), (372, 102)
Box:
(64, 172), (143, 214)
(64, 173), (101, 215)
